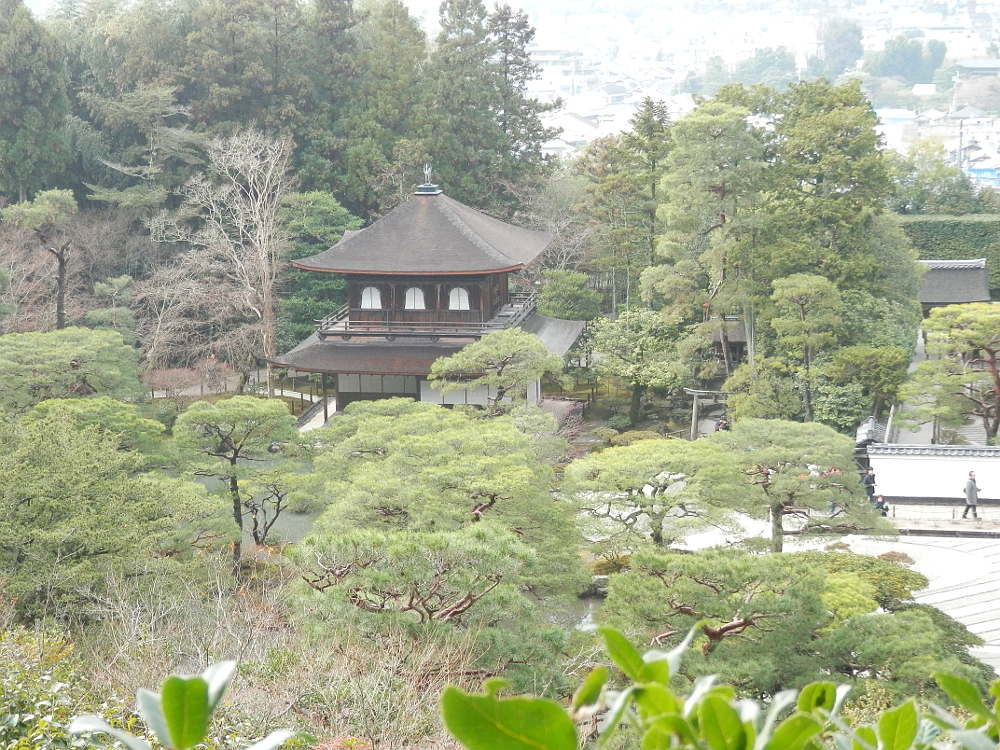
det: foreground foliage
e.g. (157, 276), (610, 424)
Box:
(71, 661), (291, 750)
(442, 626), (1000, 750)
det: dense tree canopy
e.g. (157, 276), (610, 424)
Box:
(428, 329), (565, 415)
(865, 36), (947, 85)
(305, 398), (584, 594)
(603, 547), (987, 701)
(708, 419), (886, 552)
(902, 303), (1000, 439)
(0, 0), (69, 202)
(889, 141), (1000, 215)
(0, 413), (224, 620)
(563, 437), (743, 550)
(174, 396), (298, 572)
(0, 327), (142, 415)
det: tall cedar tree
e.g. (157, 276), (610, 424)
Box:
(619, 98), (671, 269)
(334, 0), (427, 214)
(643, 100), (766, 374)
(422, 0), (556, 213)
(180, 0), (310, 130)
(577, 100), (670, 313)
(0, 0), (69, 201)
(296, 0), (359, 194)
(486, 4), (559, 209)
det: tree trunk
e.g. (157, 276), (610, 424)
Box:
(230, 473), (243, 577)
(650, 505), (664, 546)
(987, 348), (1000, 438)
(54, 246), (67, 330)
(800, 348), (813, 422)
(41, 237), (70, 330)
(872, 394), (884, 419)
(770, 501), (784, 553)
(801, 378), (813, 422)
(263, 284), (276, 399)
(629, 384), (645, 425)
(743, 300), (756, 365)
(720, 325), (733, 376)
(611, 267), (618, 318)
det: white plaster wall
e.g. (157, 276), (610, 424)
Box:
(338, 374), (418, 394)
(360, 374), (383, 393)
(338, 373), (360, 393)
(868, 454), (1000, 499)
(419, 379), (495, 405)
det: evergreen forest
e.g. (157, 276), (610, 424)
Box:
(4, 0), (1000, 747)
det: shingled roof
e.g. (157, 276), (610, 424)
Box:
(269, 313), (584, 374)
(270, 335), (467, 375)
(292, 191), (553, 276)
(919, 259), (991, 306)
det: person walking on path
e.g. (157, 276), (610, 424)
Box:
(863, 468), (876, 499)
(963, 471), (981, 519)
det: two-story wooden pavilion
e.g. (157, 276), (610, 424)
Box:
(269, 183), (585, 412)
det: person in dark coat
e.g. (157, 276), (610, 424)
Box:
(862, 468), (876, 499)
(963, 471), (980, 520)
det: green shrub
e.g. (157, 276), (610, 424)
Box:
(605, 414), (632, 431)
(591, 427), (619, 445)
(609, 430), (662, 446)
(0, 628), (106, 750)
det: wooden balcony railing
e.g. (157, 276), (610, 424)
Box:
(317, 292), (538, 340)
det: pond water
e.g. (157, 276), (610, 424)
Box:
(267, 510), (321, 544)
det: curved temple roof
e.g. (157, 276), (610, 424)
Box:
(293, 192), (553, 276)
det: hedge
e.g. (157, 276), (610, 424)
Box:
(897, 214), (1000, 297)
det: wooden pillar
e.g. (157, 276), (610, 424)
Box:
(322, 373), (329, 422)
(690, 393), (699, 441)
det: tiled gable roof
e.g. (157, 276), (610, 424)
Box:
(292, 192), (553, 276)
(919, 259), (991, 305)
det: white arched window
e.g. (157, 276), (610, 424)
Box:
(449, 286), (470, 311)
(404, 287), (425, 310)
(360, 286), (382, 309)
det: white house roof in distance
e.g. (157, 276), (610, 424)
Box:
(868, 444), (1000, 458)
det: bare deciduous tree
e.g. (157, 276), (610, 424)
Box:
(0, 206), (158, 334)
(170, 128), (296, 396)
(513, 175), (595, 273)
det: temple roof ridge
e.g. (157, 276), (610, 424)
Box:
(435, 196), (518, 267)
(292, 192), (553, 276)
